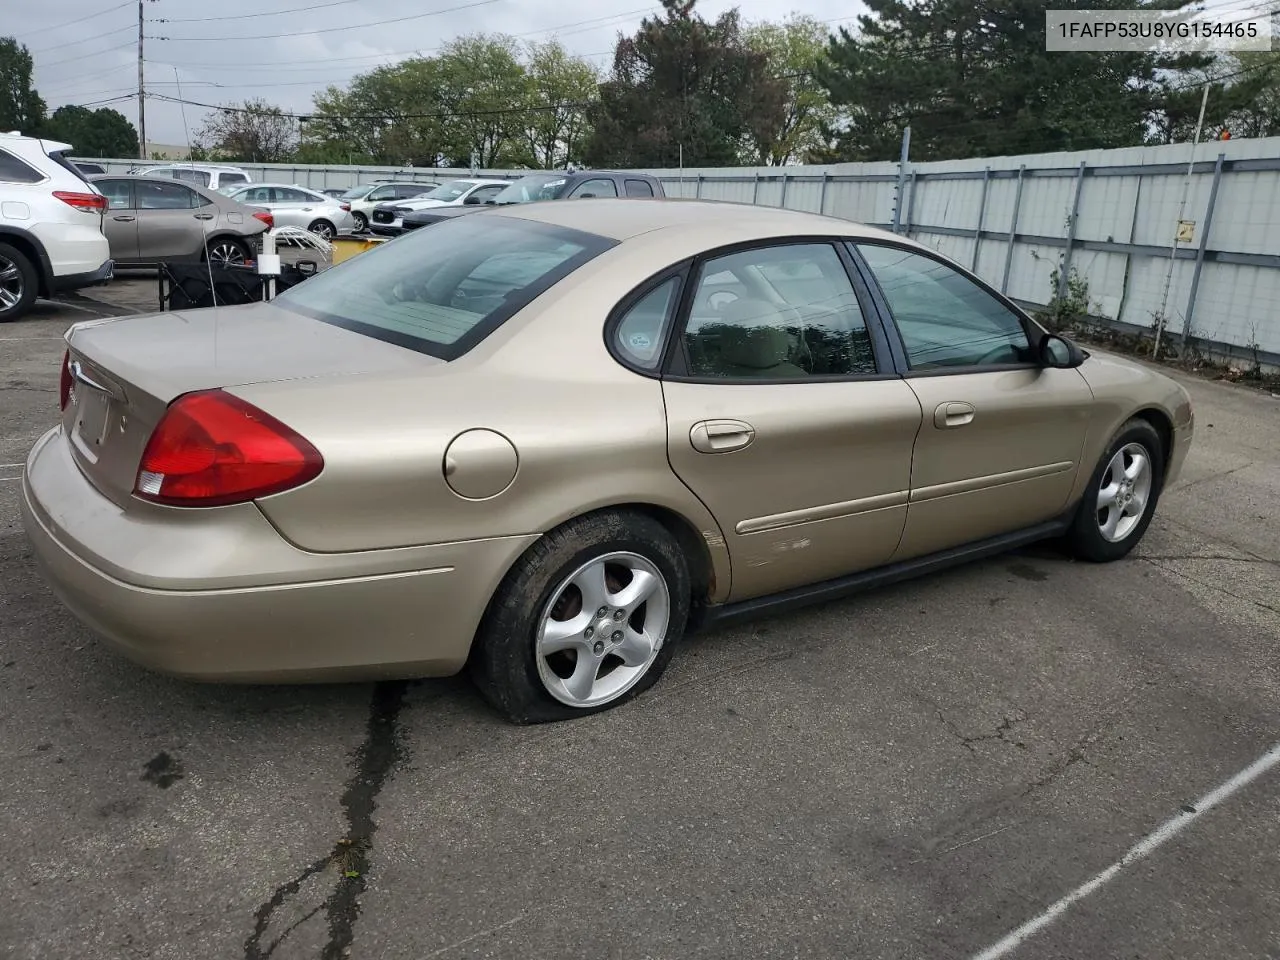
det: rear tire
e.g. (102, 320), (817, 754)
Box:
(470, 510), (691, 724)
(205, 237), (250, 265)
(1064, 418), (1164, 562)
(0, 242), (38, 323)
(308, 220), (336, 241)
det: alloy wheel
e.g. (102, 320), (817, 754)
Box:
(0, 254), (23, 311)
(535, 551), (671, 708)
(1096, 441), (1153, 542)
(207, 241), (245, 265)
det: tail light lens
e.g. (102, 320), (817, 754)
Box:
(134, 390), (322, 507)
(53, 191), (109, 214)
(252, 210), (274, 229)
(340, 202), (351, 211)
(59, 350), (73, 410)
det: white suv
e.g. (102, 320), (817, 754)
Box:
(143, 163), (252, 193)
(0, 132), (112, 323)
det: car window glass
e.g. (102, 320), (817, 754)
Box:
(275, 188), (308, 201)
(236, 186), (272, 204)
(614, 276), (679, 370)
(396, 184), (427, 198)
(0, 149), (43, 183)
(368, 185), (396, 200)
(684, 243), (876, 379)
(221, 173), (248, 187)
(624, 179), (654, 197)
(470, 185), (503, 202)
(274, 216), (613, 356)
(137, 180), (196, 210)
(171, 168), (211, 187)
(856, 244), (1032, 368)
(97, 179), (133, 209)
(569, 178), (618, 198)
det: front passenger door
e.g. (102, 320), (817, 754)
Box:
(854, 242), (1095, 561)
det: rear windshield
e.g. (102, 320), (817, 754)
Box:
(274, 214), (616, 360)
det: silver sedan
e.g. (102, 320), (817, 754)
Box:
(222, 183), (356, 239)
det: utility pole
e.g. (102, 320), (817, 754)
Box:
(137, 0), (146, 160)
(891, 126), (911, 233)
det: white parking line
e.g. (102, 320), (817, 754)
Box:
(968, 741), (1280, 960)
(0, 336), (66, 341)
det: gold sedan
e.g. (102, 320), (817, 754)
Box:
(20, 199), (1193, 723)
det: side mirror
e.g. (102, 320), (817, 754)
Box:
(1039, 333), (1085, 369)
(464, 194), (482, 204)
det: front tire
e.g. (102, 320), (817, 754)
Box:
(0, 242), (38, 323)
(470, 510), (691, 724)
(1065, 417), (1164, 562)
(351, 212), (367, 233)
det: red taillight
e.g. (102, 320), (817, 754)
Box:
(133, 390), (322, 507)
(54, 190), (109, 214)
(340, 203), (351, 211)
(59, 350), (72, 410)
(252, 210), (274, 229)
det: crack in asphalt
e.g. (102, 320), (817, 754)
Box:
(244, 680), (410, 960)
(935, 708), (1030, 754)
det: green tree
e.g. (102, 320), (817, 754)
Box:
(0, 36), (45, 134)
(816, 0), (1229, 162)
(521, 40), (599, 168)
(307, 58), (448, 165)
(583, 0), (786, 168)
(434, 34), (530, 167)
(43, 104), (138, 157)
(194, 98), (298, 162)
(1214, 48), (1280, 139)
(743, 15), (837, 164)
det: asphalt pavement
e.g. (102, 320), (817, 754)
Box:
(2, 279), (1279, 960)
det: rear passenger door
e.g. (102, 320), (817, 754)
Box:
(624, 179), (655, 198)
(568, 178), (619, 199)
(653, 240), (923, 602)
(95, 178), (140, 261)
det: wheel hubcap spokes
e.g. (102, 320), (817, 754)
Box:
(210, 244), (243, 264)
(536, 552), (670, 708)
(1096, 442), (1153, 542)
(0, 258), (21, 309)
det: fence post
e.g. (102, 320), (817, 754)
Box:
(1057, 160), (1088, 300)
(904, 171), (918, 235)
(695, 174), (703, 199)
(751, 170), (761, 205)
(779, 171), (789, 208)
(1182, 151), (1225, 340)
(1001, 164), (1026, 294)
(818, 171), (830, 216)
(891, 125), (911, 233)
(971, 166), (991, 271)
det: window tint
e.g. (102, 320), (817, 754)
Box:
(395, 184), (428, 198)
(234, 186), (274, 204)
(97, 179), (133, 209)
(614, 277), (679, 370)
(0, 149), (42, 183)
(683, 243), (876, 379)
(274, 215), (615, 359)
(624, 179), (655, 197)
(276, 188), (311, 201)
(137, 180), (197, 210)
(468, 184), (503, 203)
(368, 185), (397, 201)
(220, 173), (248, 186)
(570, 178), (618, 198)
(857, 244), (1032, 369)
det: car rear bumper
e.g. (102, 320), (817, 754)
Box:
(20, 427), (537, 683)
(51, 258), (114, 292)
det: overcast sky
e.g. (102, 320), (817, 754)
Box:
(18, 0), (865, 149)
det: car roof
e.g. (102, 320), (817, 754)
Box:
(486, 197), (905, 245)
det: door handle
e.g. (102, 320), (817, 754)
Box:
(193, 213), (214, 220)
(690, 419), (755, 454)
(112, 215), (135, 221)
(934, 401), (975, 429)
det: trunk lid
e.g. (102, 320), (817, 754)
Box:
(61, 300), (440, 508)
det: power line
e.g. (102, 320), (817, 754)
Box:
(149, 0), (503, 42)
(28, 23), (134, 54)
(35, 40), (136, 71)
(159, 0), (358, 22)
(12, 1), (133, 40)
(146, 91), (596, 121)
